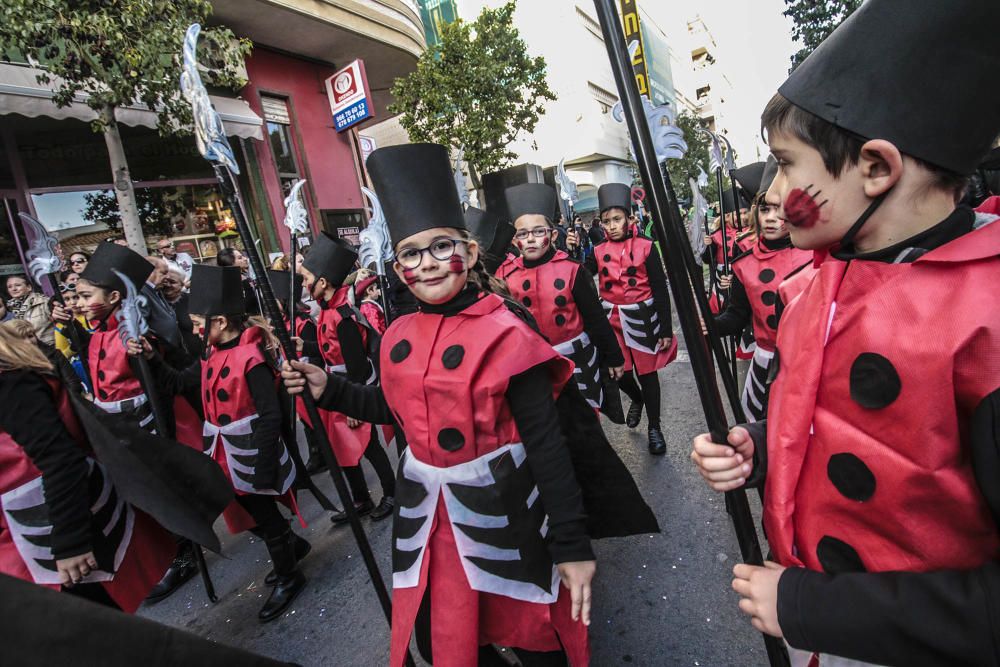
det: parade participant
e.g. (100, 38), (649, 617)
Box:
(353, 275), (387, 335)
(0, 323), (174, 613)
(52, 284), (93, 392)
(712, 160), (811, 421)
(283, 143), (596, 667)
(569, 183), (676, 455)
(177, 264), (308, 622)
(501, 182), (626, 416)
(691, 2), (1000, 664)
(300, 233), (395, 522)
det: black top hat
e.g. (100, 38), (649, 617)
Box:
(79, 242), (153, 294)
(598, 183), (631, 214)
(366, 143), (466, 248)
(778, 0), (1000, 176)
(732, 162), (766, 197)
(759, 156), (778, 197)
(267, 269), (303, 305)
(188, 265), (245, 316)
(504, 183), (558, 224)
(721, 188), (750, 213)
(464, 206), (515, 274)
(302, 232), (357, 287)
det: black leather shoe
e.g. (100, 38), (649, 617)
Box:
(626, 400), (643, 428)
(370, 496), (394, 522)
(329, 499), (375, 525)
(647, 426), (667, 455)
(146, 555), (197, 603)
(265, 533), (311, 586)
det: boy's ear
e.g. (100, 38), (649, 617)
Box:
(859, 139), (904, 199)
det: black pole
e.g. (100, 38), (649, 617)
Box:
(212, 165), (402, 640)
(730, 173), (744, 232)
(592, 3), (787, 664)
(713, 168), (739, 380)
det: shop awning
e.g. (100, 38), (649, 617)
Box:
(0, 63), (262, 140)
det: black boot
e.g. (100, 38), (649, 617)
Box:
(626, 400), (643, 428)
(647, 426), (666, 455)
(146, 541), (197, 603)
(329, 499), (374, 525)
(259, 530), (307, 623)
(370, 496), (395, 522)
(264, 533), (311, 586)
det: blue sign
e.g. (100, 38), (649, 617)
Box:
(334, 99), (370, 131)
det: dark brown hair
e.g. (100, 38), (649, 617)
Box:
(761, 93), (967, 195)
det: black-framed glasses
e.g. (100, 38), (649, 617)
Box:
(396, 238), (467, 269)
(70, 257), (87, 264)
(513, 227), (550, 241)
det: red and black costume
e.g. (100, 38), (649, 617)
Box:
(713, 236), (812, 421)
(0, 370), (173, 613)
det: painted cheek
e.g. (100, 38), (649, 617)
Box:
(402, 267), (418, 286)
(785, 187), (825, 229)
(539, 237), (550, 249)
(448, 256), (466, 274)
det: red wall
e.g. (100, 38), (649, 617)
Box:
(242, 47), (364, 251)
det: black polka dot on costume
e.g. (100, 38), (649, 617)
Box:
(218, 414), (232, 426)
(98, 389), (108, 400)
(437, 428), (465, 452)
(761, 291), (777, 306)
(766, 314), (778, 329)
(205, 390), (211, 403)
(827, 453), (876, 502)
(99, 349), (107, 360)
(441, 345), (465, 369)
(849, 353), (901, 409)
(816, 535), (865, 574)
(627, 278), (637, 287)
(220, 366), (231, 379)
(322, 342), (331, 353)
(97, 370), (106, 381)
(321, 323), (328, 334)
(601, 268), (610, 276)
(555, 314), (566, 326)
(217, 388), (230, 402)
(555, 295), (567, 307)
(626, 266), (638, 276)
(759, 269), (776, 283)
(522, 279), (531, 291)
(389, 339), (411, 363)
(206, 366), (214, 379)
(604, 281), (613, 291)
(522, 296), (532, 307)
(603, 254), (611, 262)
(553, 278), (566, 290)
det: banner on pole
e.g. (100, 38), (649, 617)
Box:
(619, 0), (650, 98)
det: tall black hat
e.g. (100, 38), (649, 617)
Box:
(778, 0), (1000, 175)
(79, 242), (153, 293)
(301, 232), (357, 287)
(597, 183), (631, 214)
(188, 265), (245, 316)
(464, 206), (515, 274)
(266, 269), (303, 305)
(721, 188), (750, 213)
(366, 143), (466, 247)
(504, 183), (558, 224)
(732, 162), (766, 197)
(759, 156), (778, 197)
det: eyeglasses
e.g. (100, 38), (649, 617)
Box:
(513, 227), (550, 241)
(70, 258), (86, 264)
(396, 238), (467, 269)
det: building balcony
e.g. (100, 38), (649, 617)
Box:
(210, 0), (426, 114)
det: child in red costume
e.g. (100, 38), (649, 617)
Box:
(283, 143), (597, 667)
(354, 275), (387, 335)
(692, 2), (1000, 664)
(570, 183), (677, 455)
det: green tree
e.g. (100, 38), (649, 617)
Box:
(0, 1), (249, 253)
(664, 111), (729, 206)
(389, 1), (555, 189)
(783, 0), (862, 70)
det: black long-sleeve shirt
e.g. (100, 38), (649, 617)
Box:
(712, 273), (751, 338)
(0, 371), (92, 560)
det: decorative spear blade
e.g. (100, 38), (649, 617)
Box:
(452, 148), (470, 208)
(282, 179), (309, 236)
(358, 186), (393, 277)
(556, 158), (579, 204)
(17, 213), (61, 285)
(111, 269), (149, 348)
(721, 134), (737, 172)
(612, 97), (688, 164)
(180, 24), (239, 175)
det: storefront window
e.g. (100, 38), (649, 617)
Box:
(261, 95), (304, 199)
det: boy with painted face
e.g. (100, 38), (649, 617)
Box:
(299, 235), (395, 522)
(712, 158), (812, 422)
(691, 2), (1000, 663)
(571, 184), (677, 455)
(499, 183), (626, 417)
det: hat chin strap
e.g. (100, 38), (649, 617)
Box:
(838, 191), (890, 249)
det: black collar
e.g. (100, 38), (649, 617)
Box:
(760, 236), (793, 252)
(833, 206), (974, 263)
(522, 245), (556, 269)
(418, 285), (481, 316)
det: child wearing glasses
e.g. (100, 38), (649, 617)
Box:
(568, 184), (676, 455)
(498, 183), (626, 421)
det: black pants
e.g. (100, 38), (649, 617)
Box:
(64, 582), (121, 610)
(344, 431), (396, 503)
(237, 494), (288, 541)
(618, 369), (662, 428)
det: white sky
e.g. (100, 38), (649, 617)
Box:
(644, 0), (799, 162)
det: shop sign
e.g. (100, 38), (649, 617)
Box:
(325, 60), (374, 132)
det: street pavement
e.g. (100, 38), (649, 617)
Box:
(139, 336), (767, 666)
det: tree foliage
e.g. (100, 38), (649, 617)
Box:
(82, 188), (187, 238)
(783, 0), (862, 70)
(664, 111), (729, 206)
(0, 0), (250, 134)
(389, 1), (555, 187)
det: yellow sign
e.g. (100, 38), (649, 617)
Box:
(620, 0), (650, 97)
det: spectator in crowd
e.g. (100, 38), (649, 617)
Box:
(67, 251), (89, 276)
(156, 238), (194, 277)
(5, 274), (54, 345)
(159, 262), (200, 358)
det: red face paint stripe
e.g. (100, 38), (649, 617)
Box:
(402, 267), (418, 285)
(448, 256), (466, 274)
(785, 186), (827, 229)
